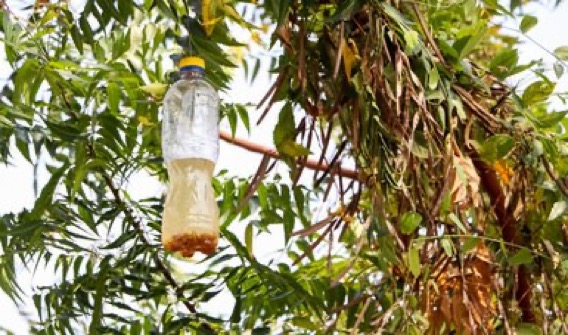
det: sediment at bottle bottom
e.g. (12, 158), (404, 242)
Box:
(164, 232), (218, 258)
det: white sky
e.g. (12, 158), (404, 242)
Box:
(1, 1), (568, 333)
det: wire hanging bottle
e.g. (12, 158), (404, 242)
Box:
(161, 56), (220, 258)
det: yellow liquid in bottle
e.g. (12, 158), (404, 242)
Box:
(162, 158), (219, 257)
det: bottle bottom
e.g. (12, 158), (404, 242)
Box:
(163, 232), (218, 258)
(162, 158), (219, 258)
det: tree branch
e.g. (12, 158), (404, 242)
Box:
(98, 169), (216, 332)
(542, 156), (568, 197)
(86, 144), (215, 331)
(219, 130), (359, 180)
(470, 151), (536, 323)
(99, 173), (200, 312)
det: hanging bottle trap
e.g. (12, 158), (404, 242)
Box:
(161, 56), (220, 258)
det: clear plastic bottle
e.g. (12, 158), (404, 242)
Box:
(161, 56), (220, 257)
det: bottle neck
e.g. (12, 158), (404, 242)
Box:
(180, 69), (204, 80)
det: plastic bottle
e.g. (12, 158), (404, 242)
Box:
(161, 56), (220, 258)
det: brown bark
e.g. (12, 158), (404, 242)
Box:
(219, 130), (359, 180)
(471, 152), (536, 323)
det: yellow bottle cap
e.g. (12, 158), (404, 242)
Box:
(179, 56), (205, 69)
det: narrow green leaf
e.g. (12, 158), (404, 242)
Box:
(532, 111), (567, 128)
(274, 103), (295, 147)
(236, 104), (250, 133)
(276, 0), (291, 27)
(251, 58), (261, 84)
(441, 238), (454, 256)
(30, 165), (67, 220)
(408, 245), (420, 277)
(448, 213), (467, 233)
(227, 105), (238, 136)
(70, 25), (84, 54)
(89, 267), (107, 334)
(400, 212), (422, 235)
(107, 82), (120, 114)
(245, 223), (253, 256)
(79, 14), (94, 45)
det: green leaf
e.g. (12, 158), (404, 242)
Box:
(245, 223), (253, 257)
(70, 25), (84, 54)
(509, 248), (534, 266)
(440, 238), (454, 256)
(408, 244), (420, 278)
(79, 14), (94, 45)
(553, 62), (564, 78)
(71, 144), (87, 200)
(548, 200), (567, 221)
(290, 316), (319, 331)
(554, 46), (568, 61)
(227, 105), (238, 136)
(515, 323), (543, 335)
(107, 82), (120, 114)
(14, 59), (41, 105)
(479, 134), (515, 162)
(532, 111), (567, 128)
(329, 0), (359, 22)
(454, 20), (488, 58)
(140, 83), (167, 98)
(192, 35), (236, 68)
(275, 0), (291, 27)
(428, 67), (439, 90)
(279, 140), (310, 157)
(489, 49), (518, 79)
(519, 15), (538, 33)
(236, 104), (250, 133)
(30, 165), (67, 220)
(273, 103), (295, 148)
(89, 265), (108, 334)
(522, 80), (555, 106)
(251, 58), (261, 84)
(400, 212), (422, 235)
(403, 30), (419, 54)
(448, 213), (467, 233)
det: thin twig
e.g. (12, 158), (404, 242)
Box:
(219, 130), (359, 180)
(411, 3), (446, 67)
(542, 156), (568, 197)
(501, 26), (568, 69)
(99, 173), (199, 314)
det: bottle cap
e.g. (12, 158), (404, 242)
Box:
(179, 56), (205, 70)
